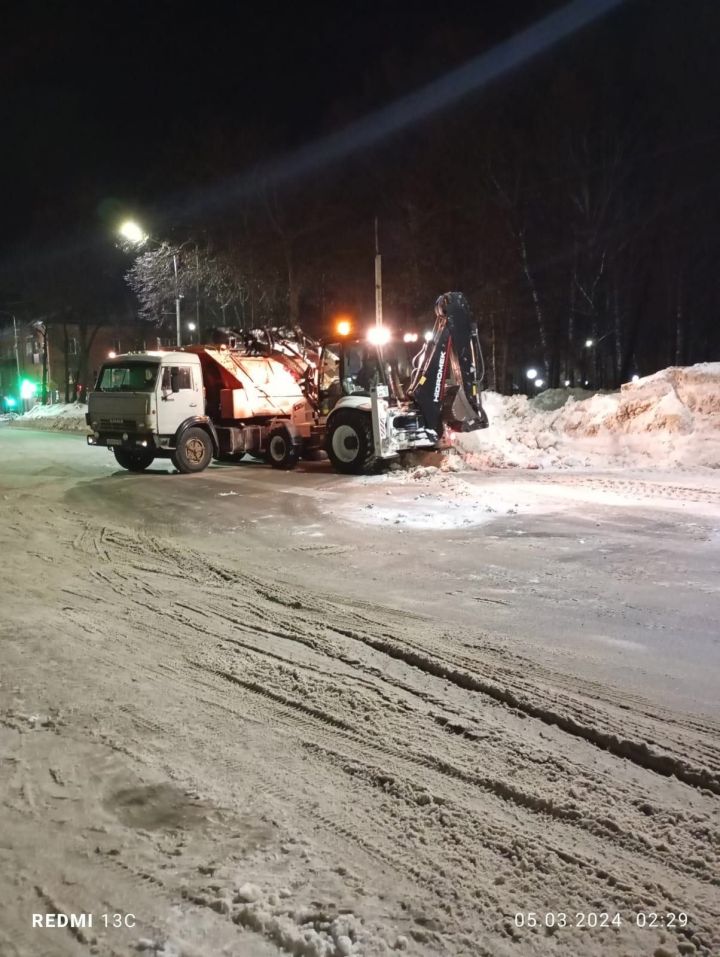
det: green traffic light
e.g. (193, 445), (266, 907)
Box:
(4, 396), (17, 408)
(19, 379), (37, 400)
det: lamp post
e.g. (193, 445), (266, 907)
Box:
(374, 216), (383, 330)
(119, 220), (185, 348)
(582, 332), (612, 388)
(172, 251), (182, 348)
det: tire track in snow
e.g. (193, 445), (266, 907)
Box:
(9, 499), (720, 956)
(325, 624), (720, 795)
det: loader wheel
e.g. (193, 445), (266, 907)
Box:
(171, 427), (213, 474)
(326, 409), (378, 475)
(266, 426), (299, 470)
(113, 448), (155, 472)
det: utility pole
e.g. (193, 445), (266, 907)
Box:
(374, 216), (383, 329)
(12, 316), (20, 387)
(41, 325), (49, 404)
(0, 311), (22, 395)
(194, 243), (201, 343)
(173, 252), (182, 347)
(31, 320), (49, 403)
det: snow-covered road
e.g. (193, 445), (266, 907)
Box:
(1, 427), (719, 957)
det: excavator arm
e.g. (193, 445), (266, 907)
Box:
(408, 291), (489, 434)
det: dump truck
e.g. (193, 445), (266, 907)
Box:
(86, 291), (488, 474)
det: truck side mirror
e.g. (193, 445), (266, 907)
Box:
(170, 370), (180, 393)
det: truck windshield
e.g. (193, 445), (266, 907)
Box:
(97, 363), (159, 392)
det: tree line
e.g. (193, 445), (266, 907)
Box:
(2, 0), (718, 394)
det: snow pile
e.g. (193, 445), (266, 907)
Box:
(455, 363), (720, 470)
(529, 387), (594, 411)
(12, 402), (87, 433)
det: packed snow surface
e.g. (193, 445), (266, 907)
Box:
(1, 427), (720, 957)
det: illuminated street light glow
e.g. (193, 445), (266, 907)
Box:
(108, 351), (117, 359)
(564, 379), (571, 387)
(526, 367), (538, 379)
(367, 326), (391, 346)
(20, 379), (36, 400)
(585, 338), (594, 348)
(187, 322), (196, 331)
(631, 374), (640, 382)
(118, 220), (147, 245)
(336, 318), (352, 336)
(423, 330), (433, 342)
(534, 378), (544, 388)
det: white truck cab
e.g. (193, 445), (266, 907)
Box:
(87, 352), (214, 472)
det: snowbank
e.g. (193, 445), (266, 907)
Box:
(529, 386), (594, 411)
(454, 363), (720, 470)
(9, 364), (720, 470)
(12, 402), (87, 433)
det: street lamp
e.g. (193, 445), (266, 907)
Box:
(119, 220), (148, 245)
(526, 367), (538, 380)
(585, 338), (594, 348)
(118, 220), (183, 348)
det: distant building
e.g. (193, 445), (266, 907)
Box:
(0, 317), (171, 407)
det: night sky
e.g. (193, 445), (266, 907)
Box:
(2, 0), (587, 249)
(3, 0), (720, 381)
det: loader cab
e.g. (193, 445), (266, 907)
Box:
(317, 337), (415, 414)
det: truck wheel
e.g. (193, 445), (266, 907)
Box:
(113, 449), (155, 472)
(326, 409), (378, 474)
(171, 427), (213, 474)
(266, 426), (299, 470)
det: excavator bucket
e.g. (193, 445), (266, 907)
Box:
(442, 384), (489, 432)
(409, 292), (488, 434)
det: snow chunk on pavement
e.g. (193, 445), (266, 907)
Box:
(344, 467), (523, 529)
(234, 881), (262, 903)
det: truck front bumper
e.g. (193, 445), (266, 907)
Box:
(87, 432), (156, 450)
